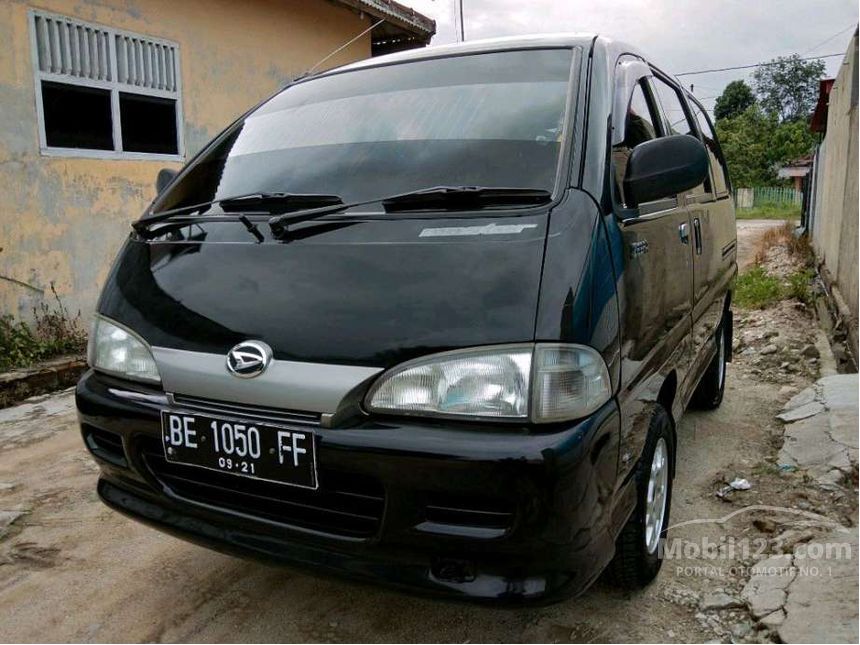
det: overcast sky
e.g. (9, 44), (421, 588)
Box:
(404, 0), (858, 114)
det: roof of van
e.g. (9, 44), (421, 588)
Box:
(325, 33), (644, 74)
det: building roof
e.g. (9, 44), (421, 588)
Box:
(339, 0), (434, 35)
(778, 154), (813, 178)
(810, 78), (836, 133)
(333, 0), (435, 52)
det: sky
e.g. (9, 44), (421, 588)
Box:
(403, 0), (858, 115)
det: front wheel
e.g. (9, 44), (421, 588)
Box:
(691, 317), (728, 410)
(608, 404), (674, 588)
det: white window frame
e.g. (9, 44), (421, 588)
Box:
(28, 9), (185, 161)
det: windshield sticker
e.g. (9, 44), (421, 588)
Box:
(419, 223), (539, 238)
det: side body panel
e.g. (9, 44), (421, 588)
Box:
(579, 39), (698, 492)
(686, 192), (736, 384)
(612, 208), (693, 472)
(685, 99), (738, 386)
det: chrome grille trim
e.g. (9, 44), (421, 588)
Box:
(169, 393), (321, 427)
(152, 346), (382, 414)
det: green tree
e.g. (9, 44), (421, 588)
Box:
(770, 118), (818, 162)
(752, 54), (826, 122)
(714, 80), (756, 121)
(716, 105), (817, 187)
(716, 106), (777, 186)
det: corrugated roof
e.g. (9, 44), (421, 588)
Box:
(334, 0), (435, 38)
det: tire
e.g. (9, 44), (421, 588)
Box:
(609, 404), (674, 589)
(691, 317), (728, 410)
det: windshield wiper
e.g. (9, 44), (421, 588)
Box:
(268, 186), (552, 238)
(219, 192), (343, 214)
(238, 215), (264, 243)
(132, 192), (344, 234)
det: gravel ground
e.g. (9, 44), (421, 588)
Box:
(0, 219), (854, 643)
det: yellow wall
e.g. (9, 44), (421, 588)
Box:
(0, 0), (371, 319)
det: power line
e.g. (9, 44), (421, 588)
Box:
(801, 25), (856, 56)
(676, 52), (843, 76)
(306, 18), (384, 75)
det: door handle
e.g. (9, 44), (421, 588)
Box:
(679, 222), (690, 244)
(693, 218), (703, 255)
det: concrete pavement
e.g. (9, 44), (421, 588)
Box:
(740, 373), (860, 643)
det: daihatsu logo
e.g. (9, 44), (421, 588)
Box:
(226, 341), (272, 378)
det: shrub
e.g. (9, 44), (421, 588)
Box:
(0, 316), (42, 371)
(0, 284), (87, 371)
(753, 222), (813, 266)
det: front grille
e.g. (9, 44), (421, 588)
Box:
(170, 394), (321, 427)
(140, 441), (384, 538)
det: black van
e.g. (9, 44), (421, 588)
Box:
(77, 34), (736, 603)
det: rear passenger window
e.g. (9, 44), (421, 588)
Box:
(691, 102), (730, 196)
(613, 81), (660, 206)
(651, 76), (710, 196)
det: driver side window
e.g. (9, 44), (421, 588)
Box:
(613, 81), (660, 207)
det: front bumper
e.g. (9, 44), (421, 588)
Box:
(76, 369), (622, 603)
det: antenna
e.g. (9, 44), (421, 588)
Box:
(459, 0), (465, 41)
(303, 17), (385, 78)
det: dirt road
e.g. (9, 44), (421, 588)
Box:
(0, 220), (849, 643)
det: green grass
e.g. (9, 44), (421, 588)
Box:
(786, 268), (815, 304)
(736, 202), (801, 220)
(735, 266), (815, 310)
(735, 266), (785, 309)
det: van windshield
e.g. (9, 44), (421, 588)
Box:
(154, 49), (576, 214)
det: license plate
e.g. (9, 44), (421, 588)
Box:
(160, 410), (318, 490)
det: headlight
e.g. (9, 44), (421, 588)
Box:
(88, 315), (161, 383)
(365, 343), (611, 423)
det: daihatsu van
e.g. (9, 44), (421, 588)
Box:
(77, 34), (737, 603)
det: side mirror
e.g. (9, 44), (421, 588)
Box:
(155, 168), (178, 194)
(623, 135), (709, 208)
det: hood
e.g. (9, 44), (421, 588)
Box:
(98, 213), (550, 369)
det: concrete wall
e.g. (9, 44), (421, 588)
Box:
(810, 31), (859, 358)
(0, 0), (371, 320)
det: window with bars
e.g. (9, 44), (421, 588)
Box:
(29, 10), (183, 158)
